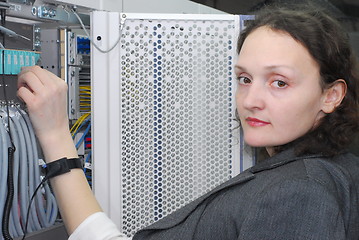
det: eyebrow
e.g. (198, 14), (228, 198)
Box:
(235, 64), (296, 74)
(234, 65), (246, 72)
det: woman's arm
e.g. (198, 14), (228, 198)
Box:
(17, 66), (102, 234)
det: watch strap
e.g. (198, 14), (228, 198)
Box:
(67, 157), (84, 169)
(45, 157), (83, 179)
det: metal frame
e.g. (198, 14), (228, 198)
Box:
(67, 30), (81, 120)
(91, 10), (122, 223)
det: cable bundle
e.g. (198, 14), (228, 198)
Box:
(71, 113), (91, 186)
(0, 104), (58, 239)
(79, 85), (91, 113)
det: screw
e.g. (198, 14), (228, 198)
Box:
(49, 9), (56, 18)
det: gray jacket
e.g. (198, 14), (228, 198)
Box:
(133, 149), (359, 240)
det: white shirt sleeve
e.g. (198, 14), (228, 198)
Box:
(68, 212), (132, 240)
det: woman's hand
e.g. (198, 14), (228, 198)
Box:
(17, 66), (76, 162)
(17, 66), (69, 140)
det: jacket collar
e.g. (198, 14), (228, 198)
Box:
(249, 148), (324, 174)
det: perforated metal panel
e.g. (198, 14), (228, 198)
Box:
(91, 12), (253, 237)
(117, 14), (238, 236)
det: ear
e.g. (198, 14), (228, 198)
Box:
(321, 79), (347, 114)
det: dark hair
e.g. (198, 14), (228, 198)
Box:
(236, 4), (359, 156)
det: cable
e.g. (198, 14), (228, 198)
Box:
(70, 7), (124, 54)
(70, 112), (88, 134)
(79, 86), (91, 113)
(19, 108), (58, 226)
(1, 20), (17, 240)
(0, 106), (16, 240)
(75, 121), (91, 149)
(20, 177), (47, 240)
(9, 108), (36, 234)
(8, 107), (59, 239)
(73, 116), (90, 138)
(2, 145), (15, 240)
(0, 7), (16, 238)
(17, 110), (43, 230)
(15, 108), (42, 232)
(7, 109), (23, 237)
(70, 113), (90, 137)
(0, 26), (30, 41)
(0, 111), (10, 239)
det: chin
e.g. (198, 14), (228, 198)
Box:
(244, 136), (287, 148)
(243, 138), (267, 148)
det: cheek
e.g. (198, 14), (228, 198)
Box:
(273, 100), (322, 134)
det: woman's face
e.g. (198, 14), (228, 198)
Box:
(235, 26), (327, 153)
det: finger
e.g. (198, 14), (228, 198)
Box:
(21, 65), (62, 87)
(17, 70), (45, 94)
(18, 66), (34, 75)
(17, 86), (35, 106)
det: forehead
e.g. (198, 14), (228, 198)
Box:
(237, 26), (319, 71)
(240, 26), (304, 54)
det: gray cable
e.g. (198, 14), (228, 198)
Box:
(2, 118), (18, 238)
(0, 109), (10, 238)
(15, 108), (42, 231)
(9, 108), (36, 233)
(15, 108), (46, 228)
(18, 108), (58, 227)
(8, 110), (23, 237)
(0, 107), (21, 238)
(0, 105), (60, 237)
(0, 26), (31, 41)
(9, 212), (16, 238)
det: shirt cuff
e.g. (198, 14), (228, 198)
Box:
(69, 212), (131, 240)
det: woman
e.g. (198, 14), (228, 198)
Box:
(17, 4), (359, 240)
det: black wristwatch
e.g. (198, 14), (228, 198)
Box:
(45, 157), (83, 179)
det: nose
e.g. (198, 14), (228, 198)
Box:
(239, 81), (265, 111)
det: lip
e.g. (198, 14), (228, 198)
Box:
(245, 117), (270, 127)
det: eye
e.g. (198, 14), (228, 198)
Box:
(237, 76), (252, 85)
(271, 80), (288, 88)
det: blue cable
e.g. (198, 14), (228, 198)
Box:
(75, 122), (91, 149)
(72, 117), (91, 139)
